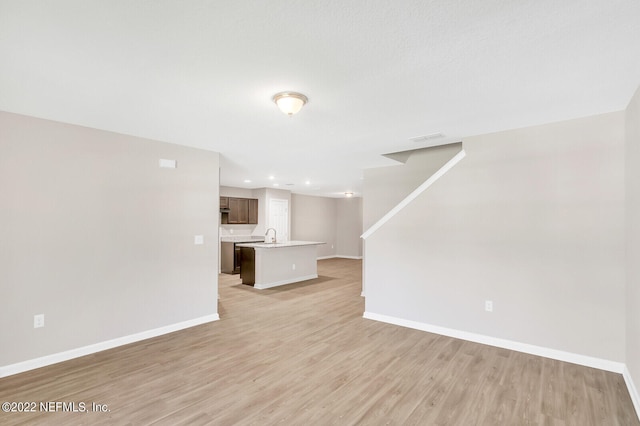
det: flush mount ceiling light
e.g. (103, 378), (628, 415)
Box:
(272, 91), (308, 116)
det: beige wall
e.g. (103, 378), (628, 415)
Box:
(364, 112), (626, 362)
(220, 186), (254, 198)
(336, 197), (363, 258)
(626, 87), (640, 395)
(363, 143), (462, 230)
(0, 111), (220, 368)
(291, 194), (337, 258)
(291, 194), (362, 259)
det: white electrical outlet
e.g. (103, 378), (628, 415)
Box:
(34, 314), (45, 328)
(194, 235), (204, 245)
(485, 300), (493, 312)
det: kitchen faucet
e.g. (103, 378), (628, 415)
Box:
(265, 228), (277, 243)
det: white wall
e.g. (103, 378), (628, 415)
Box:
(364, 112), (626, 362)
(626, 86), (640, 401)
(0, 111), (220, 370)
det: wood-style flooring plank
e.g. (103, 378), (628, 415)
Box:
(0, 258), (637, 425)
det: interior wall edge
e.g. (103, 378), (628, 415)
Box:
(0, 314), (220, 379)
(623, 366), (640, 422)
(361, 149), (466, 240)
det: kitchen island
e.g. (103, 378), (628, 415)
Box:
(220, 235), (265, 274)
(236, 241), (325, 289)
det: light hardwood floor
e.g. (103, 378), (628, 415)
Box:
(0, 258), (637, 425)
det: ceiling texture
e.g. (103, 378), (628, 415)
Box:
(1, 0), (640, 197)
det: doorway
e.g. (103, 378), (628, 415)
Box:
(268, 198), (289, 242)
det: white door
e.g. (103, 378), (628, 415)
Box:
(269, 199), (289, 242)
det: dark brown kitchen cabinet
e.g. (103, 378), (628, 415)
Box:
(220, 197), (258, 225)
(228, 198), (248, 223)
(239, 247), (255, 285)
(248, 198), (258, 224)
(220, 196), (229, 209)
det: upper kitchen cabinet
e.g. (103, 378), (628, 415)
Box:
(229, 198), (248, 223)
(221, 196), (258, 224)
(220, 196), (229, 209)
(248, 199), (258, 224)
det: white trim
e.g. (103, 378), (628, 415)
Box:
(0, 314), (219, 378)
(362, 311), (625, 374)
(254, 274), (318, 289)
(361, 149), (466, 240)
(624, 366), (640, 421)
(317, 255), (363, 260)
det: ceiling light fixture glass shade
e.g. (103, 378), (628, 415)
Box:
(273, 92), (308, 116)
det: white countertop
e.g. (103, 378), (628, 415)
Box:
(220, 236), (265, 243)
(236, 240), (325, 249)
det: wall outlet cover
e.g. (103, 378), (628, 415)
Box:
(485, 300), (493, 312)
(34, 314), (45, 328)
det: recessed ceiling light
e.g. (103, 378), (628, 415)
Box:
(273, 183), (279, 187)
(244, 179), (252, 183)
(345, 192), (354, 197)
(268, 175), (275, 180)
(305, 180), (311, 185)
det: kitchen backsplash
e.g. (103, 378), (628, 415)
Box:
(219, 224), (258, 237)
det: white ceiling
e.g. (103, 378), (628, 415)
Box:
(1, 1), (639, 197)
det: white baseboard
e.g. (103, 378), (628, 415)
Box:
(364, 312), (639, 421)
(317, 255), (363, 260)
(0, 314), (220, 378)
(362, 311), (625, 373)
(254, 274), (318, 289)
(623, 366), (640, 422)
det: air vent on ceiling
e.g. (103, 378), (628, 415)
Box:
(409, 133), (444, 143)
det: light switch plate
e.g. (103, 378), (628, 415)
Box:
(194, 235), (204, 245)
(159, 159), (177, 168)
